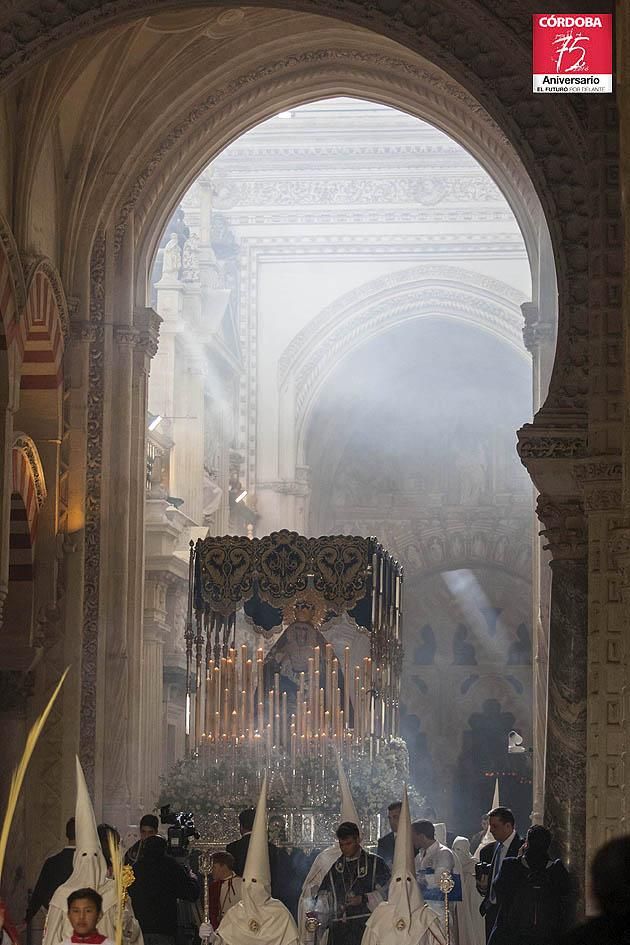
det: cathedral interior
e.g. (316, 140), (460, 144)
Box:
(0, 0), (627, 925)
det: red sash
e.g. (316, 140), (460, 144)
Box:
(70, 934), (107, 943)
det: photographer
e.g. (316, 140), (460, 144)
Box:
(129, 836), (200, 945)
(125, 815), (159, 866)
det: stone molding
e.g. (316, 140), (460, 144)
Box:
(12, 431), (47, 509)
(517, 424), (588, 460)
(574, 459), (622, 513)
(257, 479), (311, 497)
(536, 495), (587, 561)
(279, 263), (526, 385)
(124, 42), (545, 277)
(79, 228), (105, 791)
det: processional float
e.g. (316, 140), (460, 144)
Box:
(170, 530), (408, 846)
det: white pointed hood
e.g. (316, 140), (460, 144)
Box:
(243, 772), (271, 897)
(297, 752), (360, 939)
(475, 778), (499, 857)
(218, 775), (298, 945)
(364, 788), (446, 944)
(43, 758), (116, 945)
(336, 751), (359, 827)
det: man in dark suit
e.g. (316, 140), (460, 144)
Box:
(25, 818), (75, 922)
(226, 807), (279, 893)
(476, 806), (521, 942)
(376, 801), (401, 868)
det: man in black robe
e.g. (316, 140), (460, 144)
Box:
(318, 822), (390, 945)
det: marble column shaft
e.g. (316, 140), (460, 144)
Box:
(544, 557), (587, 885)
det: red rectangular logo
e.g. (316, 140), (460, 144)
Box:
(533, 13), (613, 93)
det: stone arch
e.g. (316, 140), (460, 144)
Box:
(20, 257), (68, 392)
(125, 45), (548, 297)
(282, 264), (530, 463)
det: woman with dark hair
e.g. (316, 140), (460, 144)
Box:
(559, 835), (630, 944)
(487, 825), (573, 945)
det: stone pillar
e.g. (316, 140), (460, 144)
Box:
(537, 497), (587, 886)
(521, 304), (556, 825)
(141, 572), (169, 808)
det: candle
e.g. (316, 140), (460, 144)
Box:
(241, 689), (247, 738)
(344, 647), (350, 728)
(326, 644), (333, 715)
(319, 687), (325, 734)
(291, 731), (297, 766)
(282, 692), (288, 748)
(205, 667), (213, 737)
(223, 688), (229, 736)
(307, 657), (315, 721)
(247, 660), (254, 737)
(213, 665), (221, 737)
(314, 669), (320, 722)
(257, 659), (264, 732)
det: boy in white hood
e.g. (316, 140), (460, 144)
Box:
(43, 758), (142, 945)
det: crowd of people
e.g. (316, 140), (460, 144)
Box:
(4, 763), (630, 945)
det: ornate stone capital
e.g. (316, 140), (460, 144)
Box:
(536, 495), (587, 561)
(134, 306), (162, 358)
(257, 479), (311, 497)
(573, 458), (622, 513)
(113, 326), (141, 347)
(517, 423), (588, 461)
(608, 527), (630, 592)
(70, 322), (98, 345)
(521, 302), (555, 354)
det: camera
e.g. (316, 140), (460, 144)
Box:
(160, 804), (200, 856)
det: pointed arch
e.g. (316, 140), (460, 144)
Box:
(20, 258), (68, 391)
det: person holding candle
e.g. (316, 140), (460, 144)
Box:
(317, 822), (390, 945)
(298, 754), (361, 940)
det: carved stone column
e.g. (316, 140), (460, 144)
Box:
(537, 496), (587, 885)
(521, 305), (556, 825)
(141, 573), (170, 808)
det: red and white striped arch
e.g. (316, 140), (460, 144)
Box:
(9, 436), (47, 581)
(20, 264), (67, 390)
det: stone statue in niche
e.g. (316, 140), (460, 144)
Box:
(162, 232), (182, 277)
(182, 233), (200, 282)
(507, 623), (532, 665)
(202, 464), (223, 525)
(414, 625), (436, 665)
(452, 624), (477, 665)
